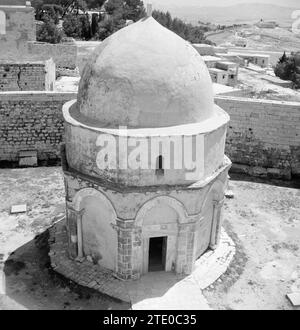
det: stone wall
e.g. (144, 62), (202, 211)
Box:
(215, 96), (300, 179)
(0, 92), (76, 164)
(0, 5), (77, 69)
(0, 59), (55, 91)
(27, 41), (77, 69)
(0, 92), (299, 180)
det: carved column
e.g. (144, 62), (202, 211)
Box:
(176, 221), (196, 275)
(66, 204), (85, 259)
(65, 203), (77, 259)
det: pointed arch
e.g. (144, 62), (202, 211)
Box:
(200, 179), (225, 213)
(72, 187), (117, 217)
(135, 195), (188, 227)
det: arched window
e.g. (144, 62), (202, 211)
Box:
(155, 155), (164, 176)
(0, 11), (6, 35)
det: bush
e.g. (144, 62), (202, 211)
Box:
(63, 14), (92, 40)
(63, 14), (83, 39)
(91, 13), (100, 37)
(96, 16), (125, 40)
(36, 19), (64, 44)
(274, 52), (300, 89)
(41, 4), (63, 25)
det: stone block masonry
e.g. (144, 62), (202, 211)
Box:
(0, 91), (76, 164)
(0, 59), (55, 91)
(0, 92), (299, 179)
(215, 96), (300, 179)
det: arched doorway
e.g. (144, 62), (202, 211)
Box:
(142, 204), (178, 273)
(134, 196), (187, 275)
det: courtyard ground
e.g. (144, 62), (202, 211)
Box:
(0, 167), (299, 310)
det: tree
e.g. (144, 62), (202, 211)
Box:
(33, 1), (102, 18)
(152, 10), (212, 44)
(31, 0), (44, 20)
(36, 18), (64, 44)
(63, 14), (83, 38)
(274, 53), (300, 89)
(88, 0), (106, 9)
(91, 13), (100, 37)
(41, 4), (63, 24)
(123, 0), (146, 21)
(63, 12), (92, 39)
(279, 51), (287, 64)
(80, 14), (92, 40)
(104, 0), (123, 16)
(97, 17), (116, 39)
(96, 15), (125, 40)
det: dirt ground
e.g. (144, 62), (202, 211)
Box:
(0, 168), (129, 310)
(208, 26), (300, 53)
(204, 175), (300, 310)
(0, 167), (299, 310)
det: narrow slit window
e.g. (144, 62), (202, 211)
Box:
(155, 155), (164, 176)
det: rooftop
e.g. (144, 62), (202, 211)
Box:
(202, 55), (222, 62)
(209, 68), (227, 73)
(228, 52), (271, 58)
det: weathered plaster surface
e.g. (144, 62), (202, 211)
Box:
(0, 5), (35, 61)
(77, 17), (215, 128)
(63, 158), (230, 279)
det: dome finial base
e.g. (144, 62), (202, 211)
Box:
(147, 3), (153, 17)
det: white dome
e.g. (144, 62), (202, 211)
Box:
(77, 16), (215, 128)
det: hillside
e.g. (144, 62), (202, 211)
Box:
(153, 3), (297, 26)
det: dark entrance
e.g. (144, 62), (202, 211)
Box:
(148, 236), (167, 272)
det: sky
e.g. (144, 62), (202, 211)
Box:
(151, 0), (299, 8)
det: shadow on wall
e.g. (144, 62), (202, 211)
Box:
(2, 230), (129, 310)
(229, 173), (300, 189)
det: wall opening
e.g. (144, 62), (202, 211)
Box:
(0, 11), (6, 35)
(155, 155), (164, 176)
(148, 236), (167, 272)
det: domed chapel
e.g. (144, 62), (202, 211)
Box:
(61, 9), (231, 280)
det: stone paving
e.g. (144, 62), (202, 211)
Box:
(192, 229), (236, 290)
(48, 220), (131, 303)
(49, 220), (235, 309)
(125, 229), (235, 310)
(125, 272), (211, 310)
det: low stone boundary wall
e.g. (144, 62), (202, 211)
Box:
(27, 41), (77, 69)
(0, 92), (299, 179)
(215, 96), (300, 179)
(0, 91), (76, 164)
(0, 59), (55, 91)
